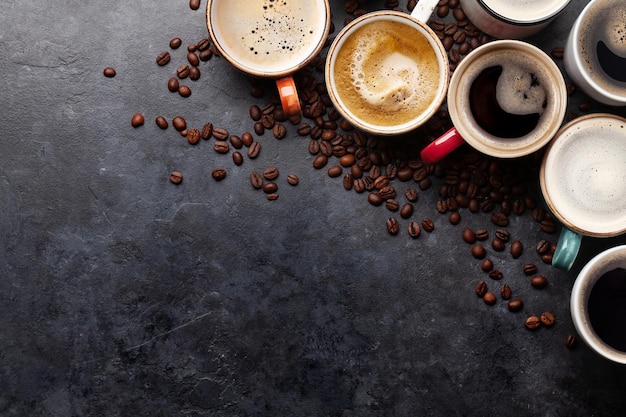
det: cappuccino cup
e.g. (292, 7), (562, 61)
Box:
(206, 0), (331, 116)
(563, 0), (626, 106)
(571, 245), (626, 364)
(420, 40), (567, 164)
(460, 0), (571, 39)
(539, 114), (626, 271)
(324, 0), (449, 136)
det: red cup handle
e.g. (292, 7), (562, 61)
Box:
(420, 127), (465, 164)
(276, 76), (301, 117)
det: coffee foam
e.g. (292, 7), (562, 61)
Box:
(544, 116), (626, 234)
(210, 0), (326, 74)
(496, 65), (546, 115)
(481, 0), (569, 22)
(333, 19), (441, 127)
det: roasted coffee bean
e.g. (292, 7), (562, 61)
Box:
(297, 123), (312, 136)
(201, 123), (213, 139)
(501, 284), (512, 300)
(540, 311), (555, 327)
(213, 140), (230, 154)
(155, 116), (168, 129)
(542, 253), (553, 264)
(481, 258), (493, 272)
(491, 211), (509, 226)
(551, 46), (564, 59)
(212, 127), (229, 140)
(211, 168), (227, 181)
(103, 67), (116, 77)
(437, 5), (450, 17)
(187, 52), (199, 67)
(339, 154), (356, 167)
(187, 128), (200, 145)
(189, 66), (201, 81)
(167, 77), (179, 92)
(343, 173), (354, 190)
(273, 123), (287, 139)
(177, 64), (190, 79)
(408, 221), (421, 238)
(131, 113), (144, 127)
(476, 280), (488, 298)
(232, 151), (244, 166)
(462, 228), (476, 243)
(471, 244), (486, 259)
(156, 51), (171, 66)
(172, 116), (186, 131)
(449, 211), (461, 225)
(249, 105), (262, 121)
(483, 291), (497, 306)
(287, 174), (299, 186)
(266, 193), (279, 201)
(253, 122), (265, 136)
(405, 188), (418, 202)
(368, 192), (383, 206)
(422, 218), (435, 232)
(436, 199), (448, 213)
(523, 263), (538, 275)
(187, 44), (197, 53)
(250, 171), (263, 189)
(247, 141), (261, 159)
(386, 217), (400, 235)
(525, 316), (542, 330)
(312, 154), (328, 169)
(169, 171), (183, 184)
(530, 274), (548, 289)
(169, 37), (182, 49)
(536, 239), (550, 255)
(178, 85), (191, 97)
(565, 333), (577, 349)
(379, 186), (396, 200)
(353, 178), (366, 193)
(494, 228), (510, 242)
(508, 298), (523, 312)
(474, 228), (489, 241)
(241, 132), (253, 147)
(510, 240), (523, 258)
(263, 166), (279, 180)
(386, 199), (399, 212)
(229, 135), (243, 149)
(328, 165), (342, 178)
(197, 38), (210, 51)
(189, 0), (201, 10)
(400, 203), (414, 219)
(491, 238), (506, 252)
(407, 0), (417, 11)
(262, 181), (278, 194)
(540, 219), (556, 233)
(179, 129), (188, 137)
(488, 269), (503, 280)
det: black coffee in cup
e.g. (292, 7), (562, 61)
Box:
(587, 267), (626, 352)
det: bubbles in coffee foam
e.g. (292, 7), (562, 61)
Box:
(496, 65), (546, 115)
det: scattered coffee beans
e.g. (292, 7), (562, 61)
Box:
(131, 113), (144, 128)
(540, 311), (555, 327)
(565, 333), (577, 349)
(103, 67), (116, 77)
(508, 298), (523, 312)
(287, 174), (299, 186)
(155, 116), (168, 129)
(408, 221), (421, 238)
(476, 281), (488, 298)
(525, 316), (542, 330)
(211, 168), (227, 181)
(169, 171), (183, 185)
(169, 37), (182, 49)
(386, 217), (400, 235)
(530, 275), (548, 289)
(471, 244), (486, 259)
(483, 291), (497, 306)
(172, 116), (186, 131)
(156, 51), (171, 66)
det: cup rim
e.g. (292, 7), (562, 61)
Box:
(571, 244), (626, 364)
(447, 39), (567, 158)
(539, 113), (626, 237)
(205, 0), (331, 78)
(324, 10), (449, 136)
(477, 0), (571, 26)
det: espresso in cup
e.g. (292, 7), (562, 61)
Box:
(564, 0), (626, 106)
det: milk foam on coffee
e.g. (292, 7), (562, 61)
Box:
(481, 0), (569, 22)
(496, 65), (546, 115)
(211, 0), (326, 73)
(333, 19), (441, 127)
(544, 116), (626, 234)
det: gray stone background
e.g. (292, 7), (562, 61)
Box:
(1, 0), (626, 416)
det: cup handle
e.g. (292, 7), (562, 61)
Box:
(552, 227), (582, 271)
(276, 76), (301, 117)
(410, 0), (439, 22)
(420, 127), (465, 164)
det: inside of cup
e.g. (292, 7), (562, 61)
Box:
(542, 115), (626, 236)
(207, 0), (330, 78)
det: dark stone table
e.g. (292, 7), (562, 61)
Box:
(1, 0), (625, 416)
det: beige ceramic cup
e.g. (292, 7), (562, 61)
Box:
(324, 0), (449, 136)
(206, 0), (331, 116)
(571, 245), (626, 364)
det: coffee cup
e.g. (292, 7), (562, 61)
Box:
(539, 113), (626, 271)
(324, 0), (449, 136)
(460, 0), (571, 39)
(571, 245), (626, 364)
(563, 0), (626, 107)
(206, 0), (331, 116)
(420, 40), (567, 164)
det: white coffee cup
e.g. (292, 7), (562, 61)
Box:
(324, 0), (449, 136)
(206, 0), (331, 116)
(539, 114), (626, 271)
(563, 0), (626, 106)
(571, 245), (626, 364)
(460, 0), (571, 39)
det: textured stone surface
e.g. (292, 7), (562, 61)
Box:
(1, 0), (626, 416)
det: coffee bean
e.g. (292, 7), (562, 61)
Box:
(508, 298), (523, 312)
(491, 238), (505, 252)
(565, 333), (577, 349)
(189, 0), (200, 10)
(103, 67), (116, 77)
(327, 165), (342, 178)
(187, 128), (201, 145)
(525, 316), (541, 330)
(540, 219), (556, 233)
(491, 211), (509, 226)
(131, 113), (144, 128)
(386, 199), (399, 212)
(172, 116), (186, 131)
(407, 0), (417, 11)
(437, 5), (449, 17)
(449, 211), (461, 225)
(250, 171), (263, 189)
(201, 123), (213, 140)
(232, 151), (243, 166)
(156, 51), (170, 66)
(260, 167), (278, 181)
(213, 141), (230, 154)
(386, 218), (400, 235)
(265, 193), (279, 201)
(400, 203), (414, 219)
(339, 154), (356, 167)
(241, 132), (253, 147)
(405, 188), (418, 202)
(262, 181), (278, 194)
(212, 168), (227, 181)
(197, 38), (210, 51)
(343, 174), (354, 190)
(287, 174), (299, 186)
(494, 228), (510, 242)
(483, 291), (497, 306)
(408, 221), (421, 238)
(212, 127), (228, 140)
(169, 171), (183, 184)
(422, 218), (435, 232)
(501, 284), (512, 300)
(229, 135), (243, 149)
(551, 47), (564, 59)
(530, 275), (548, 289)
(249, 105), (262, 121)
(540, 311), (555, 327)
(169, 37), (182, 49)
(312, 154), (328, 169)
(273, 123), (287, 139)
(253, 122), (265, 136)
(178, 85), (191, 97)
(461, 228), (476, 243)
(542, 253), (553, 265)
(471, 244), (486, 259)
(179, 129), (188, 137)
(167, 77), (179, 92)
(187, 52), (199, 67)
(474, 228), (489, 241)
(476, 280), (488, 297)
(510, 240), (523, 258)
(247, 141), (261, 159)
(189, 66), (201, 81)
(176, 64), (190, 79)
(481, 258), (493, 272)
(368, 192), (383, 206)
(155, 116), (168, 129)
(536, 239), (550, 255)
(488, 269), (503, 280)
(522, 263), (537, 275)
